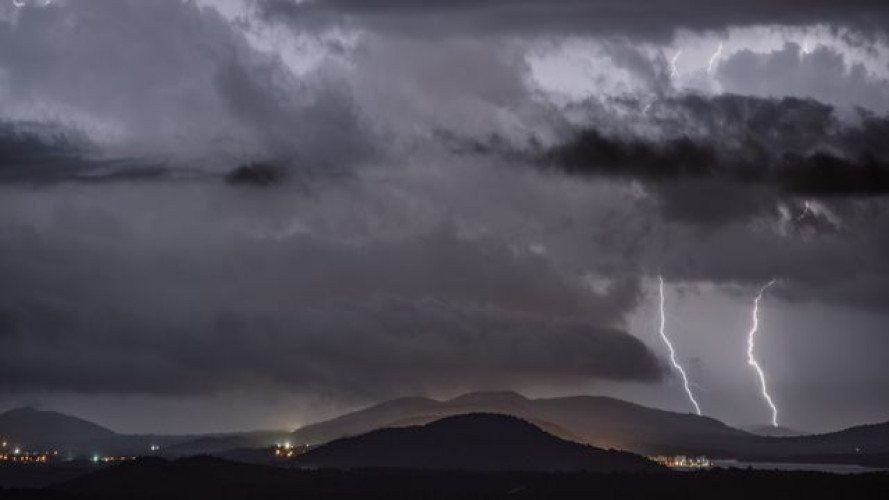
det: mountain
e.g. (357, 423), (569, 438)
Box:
(291, 391), (752, 455)
(290, 392), (889, 459)
(296, 413), (660, 472)
(0, 407), (117, 449)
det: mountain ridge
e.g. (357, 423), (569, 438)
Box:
(291, 391), (889, 458)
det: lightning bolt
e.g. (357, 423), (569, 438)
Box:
(707, 43), (724, 74)
(657, 276), (702, 415)
(747, 279), (779, 427)
(669, 50), (682, 79)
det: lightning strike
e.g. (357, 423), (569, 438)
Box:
(657, 276), (702, 415)
(669, 50), (682, 79)
(707, 43), (724, 74)
(747, 279), (780, 427)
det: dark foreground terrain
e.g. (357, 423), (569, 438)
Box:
(1, 457), (888, 500)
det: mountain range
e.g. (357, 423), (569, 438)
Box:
(0, 407), (288, 456)
(290, 391), (889, 459)
(3, 392), (888, 463)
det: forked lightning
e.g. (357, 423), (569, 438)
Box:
(658, 276), (702, 415)
(747, 279), (780, 427)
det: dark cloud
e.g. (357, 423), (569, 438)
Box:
(779, 152), (889, 196)
(225, 161), (289, 187)
(544, 127), (889, 196)
(0, 296), (663, 397)
(490, 92), (889, 315)
(541, 95), (889, 212)
(0, 120), (92, 180)
(0, 120), (187, 184)
(0, 190), (661, 398)
(257, 0), (889, 40)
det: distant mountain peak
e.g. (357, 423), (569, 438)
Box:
(447, 391), (529, 405)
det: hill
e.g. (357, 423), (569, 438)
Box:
(0, 407), (117, 449)
(295, 413), (661, 472)
(753, 421), (889, 456)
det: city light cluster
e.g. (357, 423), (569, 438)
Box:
(650, 455), (713, 469)
(91, 455), (136, 464)
(272, 442), (309, 459)
(0, 440), (59, 464)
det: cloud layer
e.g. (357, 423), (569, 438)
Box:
(1, 0), (888, 431)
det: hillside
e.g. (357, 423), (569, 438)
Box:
(756, 421), (889, 456)
(295, 413), (660, 472)
(0, 407), (117, 449)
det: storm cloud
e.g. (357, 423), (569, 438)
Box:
(0, 180), (662, 398)
(1, 0), (888, 433)
(0, 297), (663, 397)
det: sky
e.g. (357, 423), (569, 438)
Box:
(1, 0), (888, 435)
